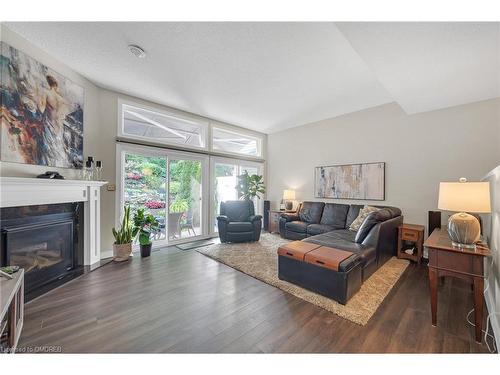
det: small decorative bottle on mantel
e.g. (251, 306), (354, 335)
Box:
(95, 161), (103, 181)
(84, 159), (93, 181)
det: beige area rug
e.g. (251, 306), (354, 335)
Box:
(197, 233), (409, 325)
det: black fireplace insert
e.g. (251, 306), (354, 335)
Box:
(0, 203), (84, 301)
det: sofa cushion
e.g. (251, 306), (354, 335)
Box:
(378, 206), (402, 219)
(320, 203), (349, 228)
(320, 229), (357, 243)
(345, 205), (363, 228)
(286, 221), (308, 233)
(354, 208), (398, 243)
(227, 222), (254, 232)
(354, 212), (380, 243)
(298, 202), (325, 224)
(349, 206), (380, 232)
(307, 224), (335, 236)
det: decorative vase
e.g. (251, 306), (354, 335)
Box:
(140, 243), (152, 258)
(447, 212), (481, 248)
(113, 243), (132, 262)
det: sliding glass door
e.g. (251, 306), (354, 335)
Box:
(118, 145), (264, 246)
(117, 144), (209, 248)
(122, 149), (168, 248)
(210, 157), (264, 235)
(168, 158), (203, 241)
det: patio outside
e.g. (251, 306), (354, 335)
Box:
(124, 154), (202, 242)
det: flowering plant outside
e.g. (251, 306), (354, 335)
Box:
(126, 172), (142, 180)
(145, 200), (166, 209)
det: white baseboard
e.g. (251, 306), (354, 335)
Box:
(101, 250), (113, 260)
(485, 287), (500, 350)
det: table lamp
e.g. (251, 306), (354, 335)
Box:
(283, 189), (296, 211)
(438, 178), (491, 248)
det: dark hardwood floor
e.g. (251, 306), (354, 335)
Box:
(18, 243), (494, 353)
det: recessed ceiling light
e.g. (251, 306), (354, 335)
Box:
(128, 44), (146, 59)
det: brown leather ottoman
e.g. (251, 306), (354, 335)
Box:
(277, 241), (362, 304)
(277, 241), (321, 261)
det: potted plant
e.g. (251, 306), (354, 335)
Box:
(133, 208), (160, 258)
(112, 205), (136, 262)
(236, 171), (266, 200)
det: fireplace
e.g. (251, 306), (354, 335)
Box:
(0, 203), (84, 301)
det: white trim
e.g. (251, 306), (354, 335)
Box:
(210, 121), (264, 159)
(117, 98), (209, 152)
(115, 142), (210, 248)
(209, 156), (265, 236)
(0, 177), (107, 267)
(116, 97), (266, 160)
(485, 287), (500, 350)
(482, 164), (500, 350)
(101, 250), (113, 260)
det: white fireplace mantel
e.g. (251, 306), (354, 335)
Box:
(0, 177), (108, 266)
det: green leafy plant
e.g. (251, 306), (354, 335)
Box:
(133, 208), (160, 246)
(236, 171), (266, 200)
(170, 198), (189, 213)
(112, 206), (137, 244)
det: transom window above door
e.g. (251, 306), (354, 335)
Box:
(212, 126), (261, 157)
(119, 102), (209, 150)
(118, 100), (266, 160)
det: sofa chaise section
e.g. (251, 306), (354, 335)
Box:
(279, 202), (402, 281)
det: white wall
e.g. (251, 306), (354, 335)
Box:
(0, 25), (117, 253)
(1, 26), (267, 257)
(483, 166), (500, 350)
(267, 99), (500, 231)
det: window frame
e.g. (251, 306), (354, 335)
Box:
(210, 122), (264, 159)
(118, 98), (266, 161)
(115, 142), (210, 248)
(209, 155), (265, 236)
(117, 98), (210, 152)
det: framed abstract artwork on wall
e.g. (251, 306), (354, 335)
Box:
(314, 162), (385, 200)
(0, 42), (84, 169)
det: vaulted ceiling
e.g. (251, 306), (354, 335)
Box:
(4, 22), (499, 133)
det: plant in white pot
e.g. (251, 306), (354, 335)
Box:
(112, 205), (136, 262)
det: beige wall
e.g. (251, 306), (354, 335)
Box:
(1, 26), (267, 257)
(0, 25), (117, 253)
(267, 99), (500, 231)
(0, 26), (187, 255)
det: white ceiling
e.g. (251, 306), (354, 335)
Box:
(3, 22), (499, 133)
(337, 22), (500, 114)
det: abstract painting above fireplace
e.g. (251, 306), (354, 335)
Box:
(0, 42), (84, 169)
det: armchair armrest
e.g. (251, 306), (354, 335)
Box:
(217, 215), (229, 222)
(280, 213), (299, 222)
(249, 215), (262, 222)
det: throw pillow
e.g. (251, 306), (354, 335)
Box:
(349, 205), (380, 232)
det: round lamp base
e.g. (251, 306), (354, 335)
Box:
(447, 212), (480, 247)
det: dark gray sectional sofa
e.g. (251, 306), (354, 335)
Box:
(279, 202), (403, 281)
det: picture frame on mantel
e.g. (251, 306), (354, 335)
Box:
(314, 162), (385, 201)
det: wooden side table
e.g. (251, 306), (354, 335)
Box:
(424, 228), (491, 343)
(397, 223), (425, 264)
(0, 270), (24, 353)
(268, 210), (284, 234)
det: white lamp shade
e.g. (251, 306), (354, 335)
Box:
(283, 189), (296, 200)
(438, 182), (491, 213)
